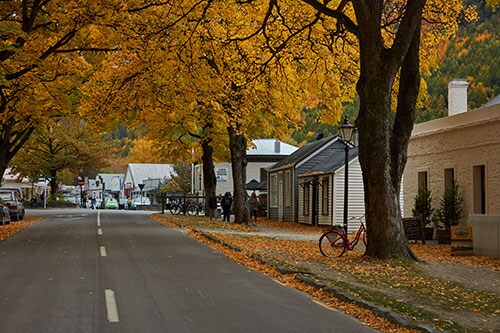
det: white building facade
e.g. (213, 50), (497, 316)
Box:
(192, 139), (298, 196)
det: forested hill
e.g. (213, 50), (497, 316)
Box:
(417, 0), (500, 123)
(292, 0), (498, 144)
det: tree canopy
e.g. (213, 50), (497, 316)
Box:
(10, 118), (110, 195)
(0, 0), (123, 178)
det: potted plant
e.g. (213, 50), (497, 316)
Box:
(436, 181), (464, 244)
(412, 187), (434, 240)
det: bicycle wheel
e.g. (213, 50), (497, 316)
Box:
(362, 230), (367, 246)
(170, 204), (181, 215)
(319, 231), (346, 257)
(186, 204), (198, 216)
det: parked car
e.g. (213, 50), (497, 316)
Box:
(0, 187), (24, 201)
(104, 198), (119, 210)
(133, 196), (151, 206)
(0, 190), (25, 221)
(94, 199), (102, 209)
(118, 198), (127, 209)
(0, 197), (11, 225)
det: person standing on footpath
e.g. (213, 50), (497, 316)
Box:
(208, 192), (218, 220)
(249, 191), (258, 223)
(221, 192), (233, 222)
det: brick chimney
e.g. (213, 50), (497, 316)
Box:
(448, 78), (468, 116)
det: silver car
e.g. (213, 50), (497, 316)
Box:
(0, 190), (25, 221)
(0, 197), (11, 225)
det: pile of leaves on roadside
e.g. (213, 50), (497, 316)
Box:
(152, 214), (499, 333)
(0, 216), (42, 241)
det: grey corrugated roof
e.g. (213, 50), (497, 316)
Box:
(482, 94), (500, 108)
(96, 173), (124, 191)
(126, 164), (175, 188)
(267, 136), (339, 171)
(301, 146), (359, 175)
(247, 139), (298, 155)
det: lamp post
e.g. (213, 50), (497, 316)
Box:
(138, 183), (145, 205)
(78, 177), (85, 208)
(339, 116), (356, 233)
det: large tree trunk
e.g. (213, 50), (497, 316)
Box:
(49, 170), (58, 196)
(0, 121), (35, 180)
(201, 137), (216, 216)
(228, 126), (250, 224)
(353, 0), (425, 260)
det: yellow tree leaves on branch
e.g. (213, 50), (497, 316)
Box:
(232, 0), (474, 259)
(168, 2), (327, 224)
(81, 1), (306, 223)
(11, 118), (110, 195)
(0, 0), (123, 179)
(80, 1), (226, 214)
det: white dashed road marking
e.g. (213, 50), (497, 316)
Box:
(105, 289), (120, 322)
(100, 246), (107, 257)
(97, 228), (103, 236)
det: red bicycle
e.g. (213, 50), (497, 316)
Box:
(319, 216), (367, 257)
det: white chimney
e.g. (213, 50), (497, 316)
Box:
(448, 78), (468, 116)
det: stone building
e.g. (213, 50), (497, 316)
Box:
(403, 79), (500, 222)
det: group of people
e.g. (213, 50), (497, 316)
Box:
(208, 190), (259, 222)
(208, 192), (233, 222)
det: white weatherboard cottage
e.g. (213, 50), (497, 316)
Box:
(192, 139), (297, 196)
(268, 135), (404, 232)
(123, 163), (175, 200)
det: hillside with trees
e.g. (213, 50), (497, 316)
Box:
(292, 0), (498, 139)
(417, 0), (499, 122)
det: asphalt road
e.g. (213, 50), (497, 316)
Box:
(0, 209), (377, 333)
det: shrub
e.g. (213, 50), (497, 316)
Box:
(412, 187), (434, 227)
(437, 181), (464, 230)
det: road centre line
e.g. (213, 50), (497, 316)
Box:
(97, 228), (103, 236)
(105, 289), (120, 323)
(100, 246), (107, 257)
(97, 211), (101, 227)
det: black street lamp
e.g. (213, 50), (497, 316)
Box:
(138, 183), (145, 205)
(339, 117), (356, 233)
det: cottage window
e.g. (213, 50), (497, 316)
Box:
(270, 174), (278, 207)
(473, 165), (486, 214)
(444, 168), (454, 193)
(260, 168), (267, 183)
(304, 183), (310, 216)
(322, 178), (329, 215)
(417, 171), (428, 190)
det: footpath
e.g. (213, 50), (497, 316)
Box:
(152, 214), (499, 333)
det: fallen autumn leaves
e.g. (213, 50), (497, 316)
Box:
(0, 216), (42, 241)
(152, 214), (499, 333)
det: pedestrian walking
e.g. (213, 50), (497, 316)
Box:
(221, 192), (233, 222)
(208, 192), (218, 220)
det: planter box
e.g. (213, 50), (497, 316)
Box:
(436, 229), (451, 244)
(424, 227), (434, 240)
